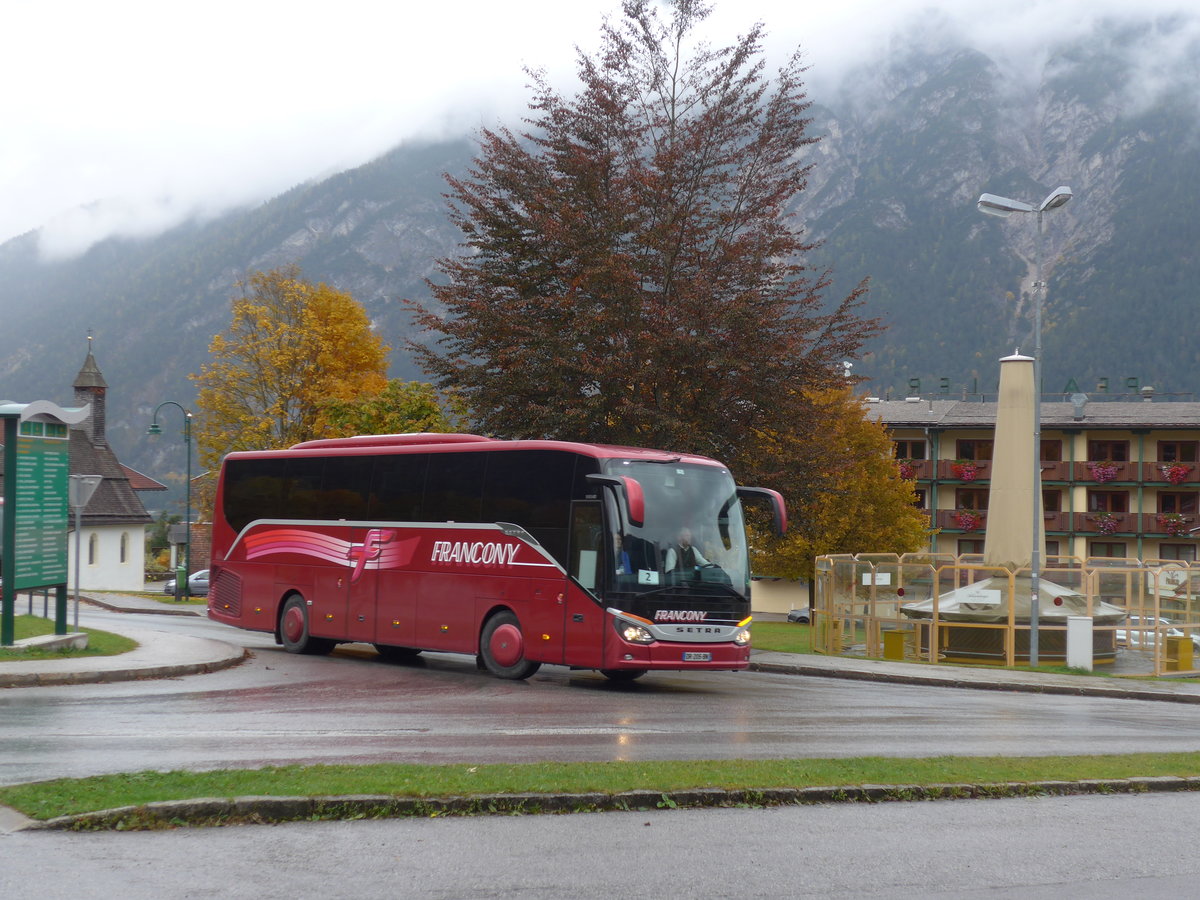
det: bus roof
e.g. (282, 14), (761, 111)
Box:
(291, 433), (492, 449)
(230, 433), (724, 467)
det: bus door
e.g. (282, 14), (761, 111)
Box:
(306, 528), (350, 640)
(561, 501), (605, 667)
(344, 526), (379, 644)
(345, 525), (421, 647)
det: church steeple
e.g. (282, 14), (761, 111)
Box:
(73, 332), (107, 446)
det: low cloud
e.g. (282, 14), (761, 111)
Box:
(4, 0), (1198, 260)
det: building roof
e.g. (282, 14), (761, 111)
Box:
(867, 397), (1200, 430)
(70, 431), (152, 526)
(73, 347), (107, 390)
(121, 464), (168, 492)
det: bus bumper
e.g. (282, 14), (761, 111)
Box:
(603, 640), (751, 671)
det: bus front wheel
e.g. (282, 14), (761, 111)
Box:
(480, 611), (541, 680)
(601, 669), (647, 683)
(279, 595), (335, 655)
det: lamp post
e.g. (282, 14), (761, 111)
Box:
(147, 402), (193, 598)
(977, 186), (1073, 666)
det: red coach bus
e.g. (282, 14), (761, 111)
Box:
(207, 434), (786, 681)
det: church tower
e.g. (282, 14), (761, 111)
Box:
(72, 334), (107, 447)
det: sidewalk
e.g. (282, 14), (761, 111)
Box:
(748, 650), (1200, 704)
(0, 593), (247, 688)
(3, 594), (1200, 702)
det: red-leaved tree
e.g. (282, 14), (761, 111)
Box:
(410, 0), (880, 481)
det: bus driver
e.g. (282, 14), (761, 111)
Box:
(664, 527), (709, 572)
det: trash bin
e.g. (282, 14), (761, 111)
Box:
(883, 629), (909, 661)
(175, 565), (187, 600)
(1166, 634), (1194, 671)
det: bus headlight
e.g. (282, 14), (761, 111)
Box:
(615, 618), (655, 644)
(733, 627), (751, 646)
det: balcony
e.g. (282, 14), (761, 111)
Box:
(1042, 511), (1070, 532)
(1039, 461), (1072, 481)
(907, 457), (1200, 492)
(1074, 511), (1135, 535)
(896, 458), (934, 480)
(938, 459), (990, 482)
(935, 509), (987, 532)
(1074, 461), (1133, 484)
(929, 509), (1196, 537)
(1141, 462), (1200, 486)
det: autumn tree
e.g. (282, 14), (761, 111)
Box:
(192, 267), (389, 474)
(319, 379), (465, 437)
(750, 386), (930, 582)
(409, 0), (879, 470)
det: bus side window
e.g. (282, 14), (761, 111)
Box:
(370, 454), (428, 521)
(569, 502), (603, 590)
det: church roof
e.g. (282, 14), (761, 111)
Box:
(73, 348), (108, 390)
(69, 431), (152, 525)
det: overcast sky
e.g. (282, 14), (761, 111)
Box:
(4, 0), (1197, 257)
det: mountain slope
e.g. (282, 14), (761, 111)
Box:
(2, 17), (1199, 480)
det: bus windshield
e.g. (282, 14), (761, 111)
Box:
(601, 458), (749, 600)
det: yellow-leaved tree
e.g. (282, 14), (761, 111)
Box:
(319, 380), (467, 437)
(748, 386), (930, 583)
(192, 267), (389, 475)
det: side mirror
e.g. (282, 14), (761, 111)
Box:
(586, 474), (645, 527)
(736, 486), (787, 536)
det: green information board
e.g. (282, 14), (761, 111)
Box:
(12, 426), (70, 589)
(1, 401), (90, 645)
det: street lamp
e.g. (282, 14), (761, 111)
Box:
(147, 402), (193, 599)
(977, 186), (1073, 666)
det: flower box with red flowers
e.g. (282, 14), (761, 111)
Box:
(951, 460), (979, 482)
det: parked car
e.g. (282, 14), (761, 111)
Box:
(163, 569), (210, 596)
(786, 607), (811, 624)
(1115, 615), (1200, 650)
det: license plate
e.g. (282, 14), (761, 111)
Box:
(683, 651), (712, 662)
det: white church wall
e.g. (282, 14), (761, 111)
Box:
(67, 524), (147, 592)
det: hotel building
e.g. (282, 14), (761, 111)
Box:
(869, 393), (1200, 563)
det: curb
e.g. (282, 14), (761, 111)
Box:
(0, 648), (250, 689)
(82, 596), (204, 616)
(747, 659), (1200, 705)
(12, 775), (1200, 831)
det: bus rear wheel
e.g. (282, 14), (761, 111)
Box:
(280, 595), (335, 655)
(480, 611), (541, 680)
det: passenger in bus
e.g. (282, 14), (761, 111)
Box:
(665, 527), (709, 572)
(614, 533), (633, 575)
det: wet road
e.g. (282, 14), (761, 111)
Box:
(3, 608), (1200, 786)
(5, 794), (1200, 899)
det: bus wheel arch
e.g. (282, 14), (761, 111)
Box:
(479, 609), (541, 680)
(279, 593), (335, 655)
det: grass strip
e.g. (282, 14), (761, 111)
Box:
(750, 620), (814, 653)
(751, 622), (1119, 676)
(4, 752), (1200, 821)
(0, 616), (137, 661)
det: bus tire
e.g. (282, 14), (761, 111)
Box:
(374, 644), (422, 662)
(280, 595), (335, 655)
(601, 669), (647, 683)
(480, 611), (541, 680)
